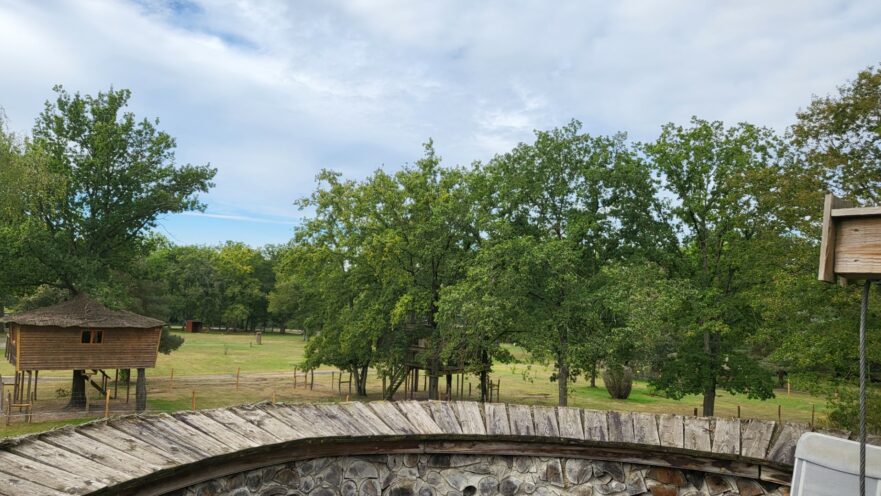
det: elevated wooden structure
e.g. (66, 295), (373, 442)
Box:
(1, 294), (163, 415)
(0, 400), (847, 495)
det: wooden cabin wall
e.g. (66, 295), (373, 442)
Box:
(16, 326), (161, 371)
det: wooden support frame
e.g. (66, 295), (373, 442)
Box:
(819, 193), (881, 282)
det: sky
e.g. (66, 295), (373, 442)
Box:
(1, 0), (880, 246)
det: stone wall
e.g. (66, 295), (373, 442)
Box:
(178, 454), (788, 496)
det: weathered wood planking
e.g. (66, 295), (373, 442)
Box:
(632, 412), (660, 445)
(454, 401), (486, 435)
(712, 418), (741, 455)
(741, 419), (776, 459)
(583, 409), (609, 442)
(484, 403), (511, 435)
(532, 406), (559, 437)
(507, 404), (534, 435)
(767, 423), (810, 464)
(658, 414), (684, 448)
(557, 407), (583, 439)
(607, 411), (635, 443)
(0, 401), (822, 495)
(684, 416), (712, 452)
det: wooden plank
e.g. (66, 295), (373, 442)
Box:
(147, 415), (235, 457)
(367, 401), (419, 435)
(741, 419), (776, 459)
(657, 414), (684, 448)
(395, 400), (443, 434)
(341, 402), (396, 435)
(484, 403), (511, 435)
(174, 411), (262, 450)
(108, 416), (204, 461)
(632, 412), (660, 445)
(831, 206), (881, 218)
(583, 409), (609, 441)
(532, 406), (560, 437)
(77, 422), (181, 467)
(768, 423), (809, 465)
(683, 416), (712, 452)
(819, 194), (852, 282)
(0, 450), (102, 493)
(232, 405), (310, 440)
(297, 404), (353, 436)
(313, 404), (370, 436)
(557, 407), (583, 439)
(834, 217), (881, 277)
(258, 404), (336, 438)
(712, 418), (741, 455)
(0, 469), (66, 496)
(427, 401), (463, 434)
(40, 429), (159, 475)
(454, 401), (486, 435)
(8, 439), (132, 485)
(507, 404), (534, 435)
(607, 411), (634, 443)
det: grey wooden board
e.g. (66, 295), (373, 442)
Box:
(395, 400), (443, 434)
(342, 402), (396, 436)
(0, 450), (101, 493)
(8, 439), (131, 485)
(557, 407), (584, 440)
(314, 403), (369, 436)
(202, 408), (280, 444)
(684, 417), (712, 452)
(149, 414), (243, 456)
(583, 409), (609, 442)
(712, 418), (740, 455)
(658, 414), (684, 449)
(508, 404), (534, 435)
(768, 423), (809, 465)
(454, 401), (486, 435)
(532, 406), (560, 437)
(607, 411), (634, 443)
(76, 422), (181, 467)
(427, 401), (463, 434)
(174, 411), (262, 451)
(0, 468), (67, 496)
(299, 404), (355, 436)
(484, 403), (511, 435)
(231, 405), (305, 439)
(367, 401), (419, 434)
(39, 429), (158, 476)
(632, 412), (660, 445)
(741, 419), (776, 459)
(257, 404), (334, 438)
(109, 416), (205, 461)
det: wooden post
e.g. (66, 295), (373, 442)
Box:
(787, 380), (791, 396)
(737, 405), (741, 418)
(294, 370), (298, 389)
(33, 371), (38, 402)
(236, 367), (240, 391)
(125, 368), (131, 404)
(192, 390), (196, 410)
(5, 392), (10, 426)
(112, 369), (117, 400)
(103, 388), (110, 418)
(413, 368), (419, 392)
(169, 368), (174, 391)
(135, 368), (147, 413)
(468, 382), (472, 400)
(811, 404), (816, 429)
(310, 369), (314, 390)
(332, 371), (336, 392)
(272, 390), (276, 404)
(778, 404), (782, 423)
(693, 407), (698, 416)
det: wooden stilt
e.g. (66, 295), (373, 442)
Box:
(33, 371), (38, 402)
(310, 369), (314, 390)
(126, 368), (131, 404)
(113, 369), (118, 399)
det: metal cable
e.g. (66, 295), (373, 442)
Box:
(859, 280), (871, 496)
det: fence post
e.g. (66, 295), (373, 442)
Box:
(170, 368), (174, 391)
(236, 367), (240, 391)
(104, 388), (110, 419)
(737, 405), (741, 418)
(778, 405), (782, 423)
(811, 404), (815, 429)
(192, 390), (196, 411)
(310, 369), (314, 390)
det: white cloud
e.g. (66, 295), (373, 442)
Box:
(1, 0), (880, 244)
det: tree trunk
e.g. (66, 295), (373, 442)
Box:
(480, 370), (489, 402)
(445, 373), (453, 400)
(702, 330), (717, 416)
(136, 368), (147, 412)
(65, 370), (87, 410)
(590, 361), (597, 388)
(558, 358), (569, 407)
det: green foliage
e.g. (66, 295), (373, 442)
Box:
(158, 326), (185, 354)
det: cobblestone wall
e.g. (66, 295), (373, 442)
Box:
(179, 454), (788, 496)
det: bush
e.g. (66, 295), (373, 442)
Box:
(602, 366), (634, 399)
(55, 388), (70, 399)
(827, 386), (881, 435)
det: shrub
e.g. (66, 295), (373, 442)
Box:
(603, 365), (634, 399)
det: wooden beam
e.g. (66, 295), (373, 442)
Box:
(819, 193), (854, 282)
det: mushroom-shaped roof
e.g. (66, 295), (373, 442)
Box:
(1, 293), (164, 329)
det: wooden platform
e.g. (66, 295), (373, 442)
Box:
(0, 401), (830, 495)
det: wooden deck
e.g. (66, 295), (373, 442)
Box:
(0, 401), (829, 495)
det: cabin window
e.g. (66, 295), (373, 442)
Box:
(81, 330), (103, 344)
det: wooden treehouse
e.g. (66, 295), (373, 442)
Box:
(1, 293), (164, 418)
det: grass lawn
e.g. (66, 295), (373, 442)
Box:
(0, 330), (829, 438)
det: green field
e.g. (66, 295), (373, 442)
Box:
(0, 330), (828, 438)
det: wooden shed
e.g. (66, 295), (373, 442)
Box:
(1, 293), (164, 412)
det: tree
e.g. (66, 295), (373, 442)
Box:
(792, 64), (881, 204)
(643, 118), (786, 415)
(5, 86), (215, 408)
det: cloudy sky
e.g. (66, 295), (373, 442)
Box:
(1, 1), (880, 246)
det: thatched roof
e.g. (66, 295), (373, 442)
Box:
(1, 293), (164, 329)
